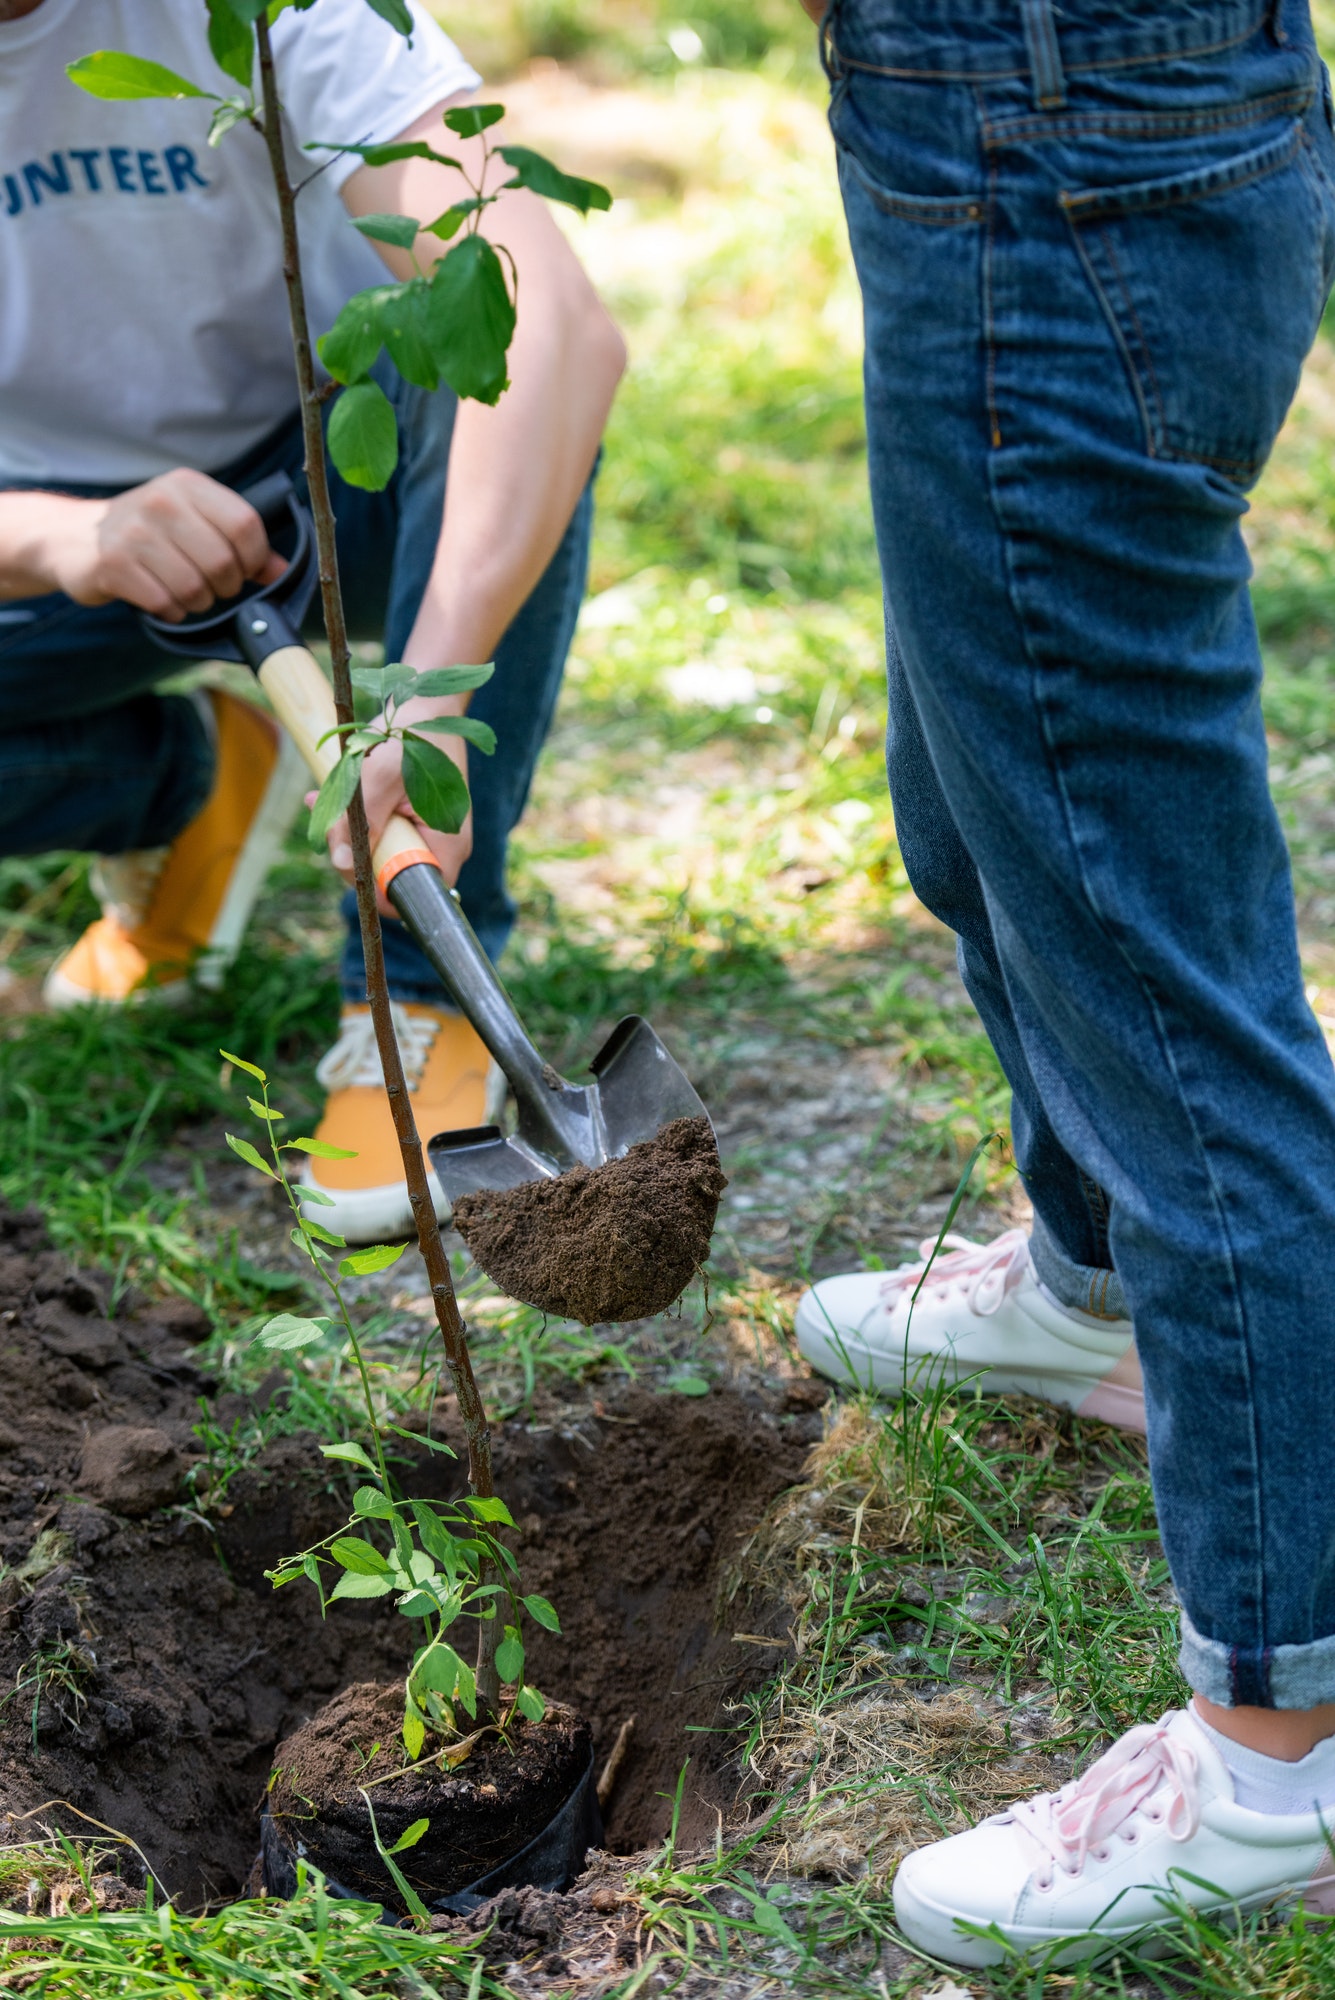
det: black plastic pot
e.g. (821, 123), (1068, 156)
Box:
(259, 1748), (602, 1917)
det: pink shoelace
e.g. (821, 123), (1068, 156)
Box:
(880, 1227), (1032, 1318)
(1009, 1719), (1201, 1889)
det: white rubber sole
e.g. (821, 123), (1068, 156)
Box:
(299, 1162), (451, 1248)
(796, 1316), (1146, 1432)
(894, 1863), (1335, 1970)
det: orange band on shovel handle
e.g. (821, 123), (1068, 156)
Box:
(375, 839), (442, 897)
(253, 643), (445, 895)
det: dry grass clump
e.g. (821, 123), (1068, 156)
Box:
(749, 1679), (1064, 1887)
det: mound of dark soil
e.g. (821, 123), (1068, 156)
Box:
(451, 1115), (727, 1323)
(0, 1200), (822, 1903)
(269, 1684), (591, 1901)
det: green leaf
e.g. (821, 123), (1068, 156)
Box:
(401, 734), (471, 835)
(362, 0), (413, 33)
(247, 1096), (283, 1122)
(307, 749), (364, 850)
(353, 1486), (396, 1521)
(219, 1049), (266, 1082)
(462, 1495), (515, 1527)
(284, 1135), (359, 1160)
(320, 1441), (378, 1472)
(396, 1588), (438, 1619)
(318, 289), (388, 386)
(330, 1537), (390, 1575)
(328, 379), (399, 491)
(666, 1373), (711, 1397)
(331, 1571), (393, 1601)
(67, 51), (213, 100)
(256, 1313), (327, 1349)
(423, 198), (486, 242)
(352, 211), (420, 251)
(412, 1503), (465, 1567)
(409, 714), (497, 755)
(515, 1684), (545, 1722)
(302, 1551), (327, 1613)
(495, 1628), (524, 1683)
(442, 103), (505, 136)
(297, 1220), (347, 1248)
(207, 0), (254, 86)
(402, 1707), (425, 1761)
(208, 98), (253, 148)
(522, 1594), (561, 1634)
(498, 145), (611, 215)
(402, 663), (494, 700)
(225, 1132), (277, 1180)
(378, 282), (439, 393)
(296, 1185), (336, 1207)
(388, 1816), (429, 1855)
(339, 1242), (408, 1277)
(309, 138), (461, 171)
(389, 1424), (456, 1457)
(426, 236), (514, 406)
(391, 1515), (414, 1570)
(412, 1643), (464, 1697)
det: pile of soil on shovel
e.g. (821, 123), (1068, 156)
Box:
(0, 1200), (824, 1905)
(451, 1114), (727, 1324)
(268, 1684), (591, 1902)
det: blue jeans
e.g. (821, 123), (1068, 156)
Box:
(0, 366), (593, 1003)
(830, 0), (1335, 1706)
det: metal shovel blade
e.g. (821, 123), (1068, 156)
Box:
(427, 1014), (709, 1203)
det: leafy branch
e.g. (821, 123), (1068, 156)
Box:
(223, 1051), (559, 1760)
(67, 0), (610, 1721)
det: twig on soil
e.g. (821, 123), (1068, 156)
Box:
(253, 12), (500, 1713)
(596, 1717), (636, 1811)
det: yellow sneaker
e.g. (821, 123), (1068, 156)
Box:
(304, 1000), (505, 1244)
(43, 689), (307, 1008)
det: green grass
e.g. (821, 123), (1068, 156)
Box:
(3, 14), (1335, 1998)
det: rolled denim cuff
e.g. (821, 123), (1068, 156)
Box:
(1179, 1607), (1335, 1709)
(1028, 1211), (1128, 1321)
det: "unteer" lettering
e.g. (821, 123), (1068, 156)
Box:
(3, 146), (208, 216)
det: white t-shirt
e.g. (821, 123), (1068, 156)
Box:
(0, 0), (479, 484)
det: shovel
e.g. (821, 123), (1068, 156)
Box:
(143, 473), (724, 1320)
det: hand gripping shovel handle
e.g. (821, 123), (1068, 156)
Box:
(251, 639), (573, 1129)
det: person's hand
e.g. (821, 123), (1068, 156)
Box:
(43, 468), (285, 621)
(318, 709), (473, 916)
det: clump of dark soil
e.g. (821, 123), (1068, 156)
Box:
(0, 1200), (823, 1904)
(269, 1683), (591, 1902)
(451, 1115), (727, 1324)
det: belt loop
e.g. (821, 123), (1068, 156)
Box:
(1021, 0), (1068, 111)
(820, 0), (843, 84)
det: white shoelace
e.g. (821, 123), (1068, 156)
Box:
(315, 1003), (440, 1093)
(91, 849), (170, 930)
(1010, 1719), (1200, 1889)
(880, 1227), (1032, 1317)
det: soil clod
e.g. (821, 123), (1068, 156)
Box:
(78, 1426), (183, 1517)
(451, 1115), (726, 1324)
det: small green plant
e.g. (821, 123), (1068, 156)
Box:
(224, 1052), (558, 1760)
(0, 1641), (97, 1755)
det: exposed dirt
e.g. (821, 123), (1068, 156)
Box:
(269, 1684), (593, 1903)
(451, 1116), (727, 1324)
(0, 1202), (823, 1906)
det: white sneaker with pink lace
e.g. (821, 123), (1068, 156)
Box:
(893, 1708), (1335, 1968)
(794, 1229), (1144, 1430)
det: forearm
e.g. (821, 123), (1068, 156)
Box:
(0, 491), (81, 598)
(400, 277), (622, 676)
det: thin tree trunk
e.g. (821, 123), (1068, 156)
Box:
(254, 15), (500, 1716)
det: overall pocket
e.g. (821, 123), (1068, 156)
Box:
(1061, 117), (1335, 484)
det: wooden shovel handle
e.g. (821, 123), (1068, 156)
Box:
(256, 644), (440, 894)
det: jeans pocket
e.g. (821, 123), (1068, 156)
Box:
(1062, 118), (1334, 484)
